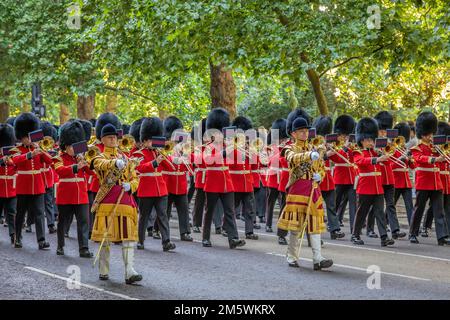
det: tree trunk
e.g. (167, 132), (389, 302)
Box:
(300, 53), (329, 116)
(22, 102), (30, 112)
(209, 62), (236, 119)
(77, 94), (95, 120)
(158, 108), (168, 120)
(59, 103), (70, 125)
(0, 102), (9, 123)
(105, 92), (118, 113)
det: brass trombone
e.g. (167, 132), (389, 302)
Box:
(38, 136), (55, 152)
(84, 145), (101, 163)
(119, 134), (135, 153)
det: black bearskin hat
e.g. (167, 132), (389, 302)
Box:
(122, 124), (130, 135)
(41, 121), (58, 141)
(437, 121), (450, 137)
(191, 118), (207, 142)
(78, 119), (93, 141)
(232, 116), (252, 131)
(130, 118), (144, 142)
(163, 116), (183, 139)
(140, 117), (163, 142)
(334, 115), (356, 135)
(206, 108), (230, 131)
(59, 120), (86, 149)
(393, 122), (411, 143)
(95, 113), (121, 140)
(356, 117), (379, 147)
(313, 116), (332, 136)
(271, 118), (288, 141)
(374, 111), (393, 130)
(0, 124), (16, 147)
(14, 112), (41, 140)
(416, 112), (437, 139)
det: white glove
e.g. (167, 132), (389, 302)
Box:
(312, 173), (322, 183)
(116, 159), (126, 170)
(172, 157), (182, 165)
(310, 151), (320, 161)
(122, 182), (131, 192)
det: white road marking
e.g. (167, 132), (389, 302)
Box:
(265, 252), (431, 282)
(233, 227), (450, 263)
(24, 266), (139, 300)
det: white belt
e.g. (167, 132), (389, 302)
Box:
(140, 172), (163, 177)
(194, 168), (206, 173)
(416, 167), (439, 173)
(41, 168), (51, 172)
(59, 178), (85, 183)
(392, 168), (408, 172)
(325, 167), (331, 171)
(358, 172), (381, 177)
(206, 166), (229, 171)
(0, 175), (15, 180)
(440, 171), (450, 175)
(229, 170), (251, 175)
(268, 167), (289, 172)
(17, 170), (41, 175)
(162, 171), (186, 176)
(334, 163), (353, 167)
(252, 170), (266, 174)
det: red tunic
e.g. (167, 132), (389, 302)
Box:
(54, 152), (92, 205)
(391, 150), (415, 189)
(353, 148), (384, 195)
(11, 145), (53, 195)
(411, 142), (443, 191)
(0, 160), (17, 198)
(319, 159), (335, 192)
(134, 148), (171, 197)
(226, 148), (254, 193)
(266, 146), (289, 191)
(202, 144), (234, 193)
(438, 161), (450, 195)
(192, 149), (206, 189)
(328, 148), (356, 185)
(88, 143), (105, 193)
(163, 155), (189, 195)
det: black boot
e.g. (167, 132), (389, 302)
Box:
(330, 230), (345, 240)
(438, 237), (450, 246)
(245, 233), (259, 240)
(10, 234), (14, 245)
(392, 230), (406, 239)
(366, 230), (379, 238)
(409, 235), (419, 244)
(313, 259), (333, 271)
(79, 248), (93, 258)
(162, 241), (176, 252)
(48, 225), (57, 234)
(381, 237), (395, 247)
(278, 236), (287, 245)
(351, 235), (364, 245)
(229, 238), (246, 249)
(136, 242), (145, 250)
(180, 233), (193, 241)
(192, 226), (201, 233)
(202, 239), (212, 247)
(215, 227), (222, 234)
(265, 226), (273, 233)
(38, 241), (50, 250)
(56, 247), (64, 256)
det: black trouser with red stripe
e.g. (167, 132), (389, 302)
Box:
(265, 187), (288, 238)
(166, 193), (191, 235)
(57, 204), (89, 250)
(410, 190), (448, 240)
(203, 192), (239, 241)
(335, 184), (356, 230)
(353, 194), (388, 239)
(15, 194), (46, 243)
(367, 185), (400, 233)
(234, 192), (256, 235)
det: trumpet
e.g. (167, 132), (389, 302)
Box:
(38, 136), (55, 152)
(249, 137), (265, 152)
(378, 143), (407, 168)
(311, 136), (325, 148)
(119, 134), (135, 153)
(434, 143), (450, 163)
(84, 145), (101, 163)
(161, 141), (175, 156)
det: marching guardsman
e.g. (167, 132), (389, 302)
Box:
(54, 120), (93, 258)
(191, 118), (207, 233)
(251, 128), (269, 224)
(90, 123), (142, 284)
(327, 115), (357, 231)
(0, 124), (17, 244)
(88, 113), (121, 235)
(11, 113), (52, 250)
(392, 122), (415, 225)
(421, 121), (450, 235)
(278, 116), (333, 270)
(264, 119), (289, 245)
(162, 116), (193, 241)
(409, 113), (450, 245)
(40, 121), (58, 234)
(200, 108), (245, 249)
(351, 117), (394, 246)
(227, 116), (258, 240)
(134, 117), (176, 251)
(313, 116), (345, 239)
(366, 111), (406, 239)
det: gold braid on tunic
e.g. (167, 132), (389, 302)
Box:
(281, 139), (326, 189)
